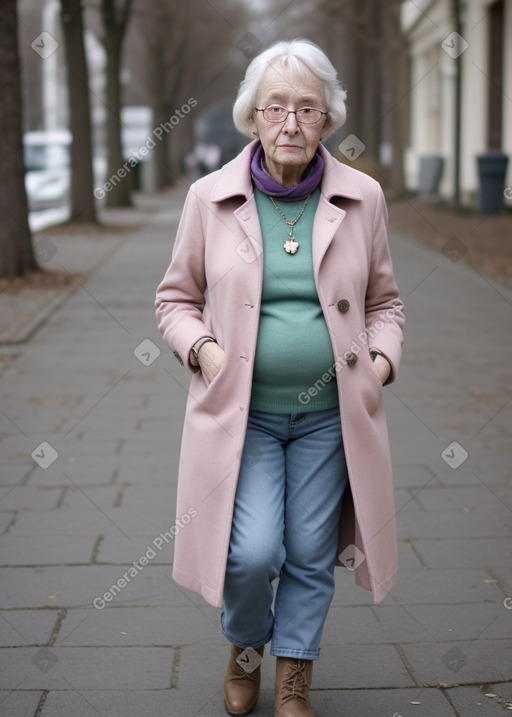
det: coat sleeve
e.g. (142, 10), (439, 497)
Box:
(155, 184), (215, 373)
(364, 184), (405, 385)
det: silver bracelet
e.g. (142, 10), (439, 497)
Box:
(192, 337), (216, 358)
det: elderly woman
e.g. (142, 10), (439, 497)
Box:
(155, 38), (405, 717)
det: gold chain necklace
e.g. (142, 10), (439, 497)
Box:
(269, 195), (311, 255)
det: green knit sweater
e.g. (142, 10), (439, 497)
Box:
(249, 187), (339, 414)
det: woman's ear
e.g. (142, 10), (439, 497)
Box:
(248, 114), (259, 138)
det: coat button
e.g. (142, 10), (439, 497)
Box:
(345, 352), (357, 366)
(337, 299), (350, 313)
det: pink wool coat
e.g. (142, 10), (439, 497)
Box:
(155, 140), (405, 608)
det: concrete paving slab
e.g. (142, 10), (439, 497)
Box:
(330, 573), (375, 607)
(0, 608), (59, 646)
(447, 685), (512, 715)
(399, 639), (512, 685)
(5, 506), (173, 542)
(116, 484), (176, 509)
(0, 535), (96, 566)
(411, 537), (512, 569)
(398, 540), (426, 569)
(314, 687), (457, 717)
(390, 567), (507, 605)
(393, 462), (442, 488)
(414, 485), (511, 511)
(0, 646), (176, 690)
(0, 565), (194, 609)
(403, 601), (509, 641)
(0, 463), (33, 487)
(394, 487), (426, 514)
(397, 505), (511, 538)
(25, 462), (118, 486)
(94, 533), (175, 564)
(0, 511), (16, 534)
(323, 604), (430, 644)
(0, 690), (43, 717)
(54, 605), (222, 647)
(58, 485), (126, 511)
(315, 643), (415, 688)
(0, 485), (62, 511)
(40, 687), (235, 717)
(490, 568), (512, 596)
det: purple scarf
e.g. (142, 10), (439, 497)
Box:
(250, 142), (324, 200)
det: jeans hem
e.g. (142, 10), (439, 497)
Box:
(270, 647), (320, 660)
(221, 625), (272, 651)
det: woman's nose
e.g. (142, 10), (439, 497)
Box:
(282, 111), (299, 133)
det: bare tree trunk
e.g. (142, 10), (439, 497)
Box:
(148, 14), (189, 189)
(151, 49), (171, 189)
(315, 0), (408, 191)
(61, 0), (98, 223)
(0, 0), (38, 276)
(102, 0), (134, 207)
(359, 0), (381, 163)
(381, 0), (409, 195)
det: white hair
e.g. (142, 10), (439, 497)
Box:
(232, 38), (347, 139)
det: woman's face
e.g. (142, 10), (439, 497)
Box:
(250, 62), (330, 183)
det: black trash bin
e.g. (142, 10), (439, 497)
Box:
(476, 151), (509, 214)
(418, 155), (445, 197)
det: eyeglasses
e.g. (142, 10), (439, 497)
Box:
(254, 105), (328, 125)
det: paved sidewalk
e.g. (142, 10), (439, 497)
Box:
(0, 186), (511, 717)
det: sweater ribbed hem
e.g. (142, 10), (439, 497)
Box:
(249, 392), (339, 415)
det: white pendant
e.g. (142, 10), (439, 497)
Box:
(283, 237), (299, 254)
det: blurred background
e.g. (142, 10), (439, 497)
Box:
(1, 0), (511, 276)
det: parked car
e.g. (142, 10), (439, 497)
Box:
(24, 129), (71, 212)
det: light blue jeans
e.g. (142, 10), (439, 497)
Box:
(221, 407), (349, 660)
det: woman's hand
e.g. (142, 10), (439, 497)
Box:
(372, 353), (392, 385)
(197, 341), (225, 386)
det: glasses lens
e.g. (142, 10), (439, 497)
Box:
(296, 108), (322, 124)
(263, 106), (287, 122)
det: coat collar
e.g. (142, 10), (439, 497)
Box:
(210, 140), (364, 203)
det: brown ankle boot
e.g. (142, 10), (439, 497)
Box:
(274, 657), (314, 716)
(224, 644), (265, 716)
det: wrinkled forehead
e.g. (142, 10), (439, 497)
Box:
(255, 61), (325, 107)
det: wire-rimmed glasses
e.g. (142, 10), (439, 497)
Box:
(254, 105), (328, 125)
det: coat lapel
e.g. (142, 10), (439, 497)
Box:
(312, 144), (365, 274)
(209, 139), (366, 273)
(233, 196), (265, 263)
(312, 195), (345, 274)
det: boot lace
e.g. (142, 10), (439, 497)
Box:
(281, 660), (311, 705)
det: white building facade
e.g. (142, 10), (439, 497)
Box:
(401, 0), (512, 206)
